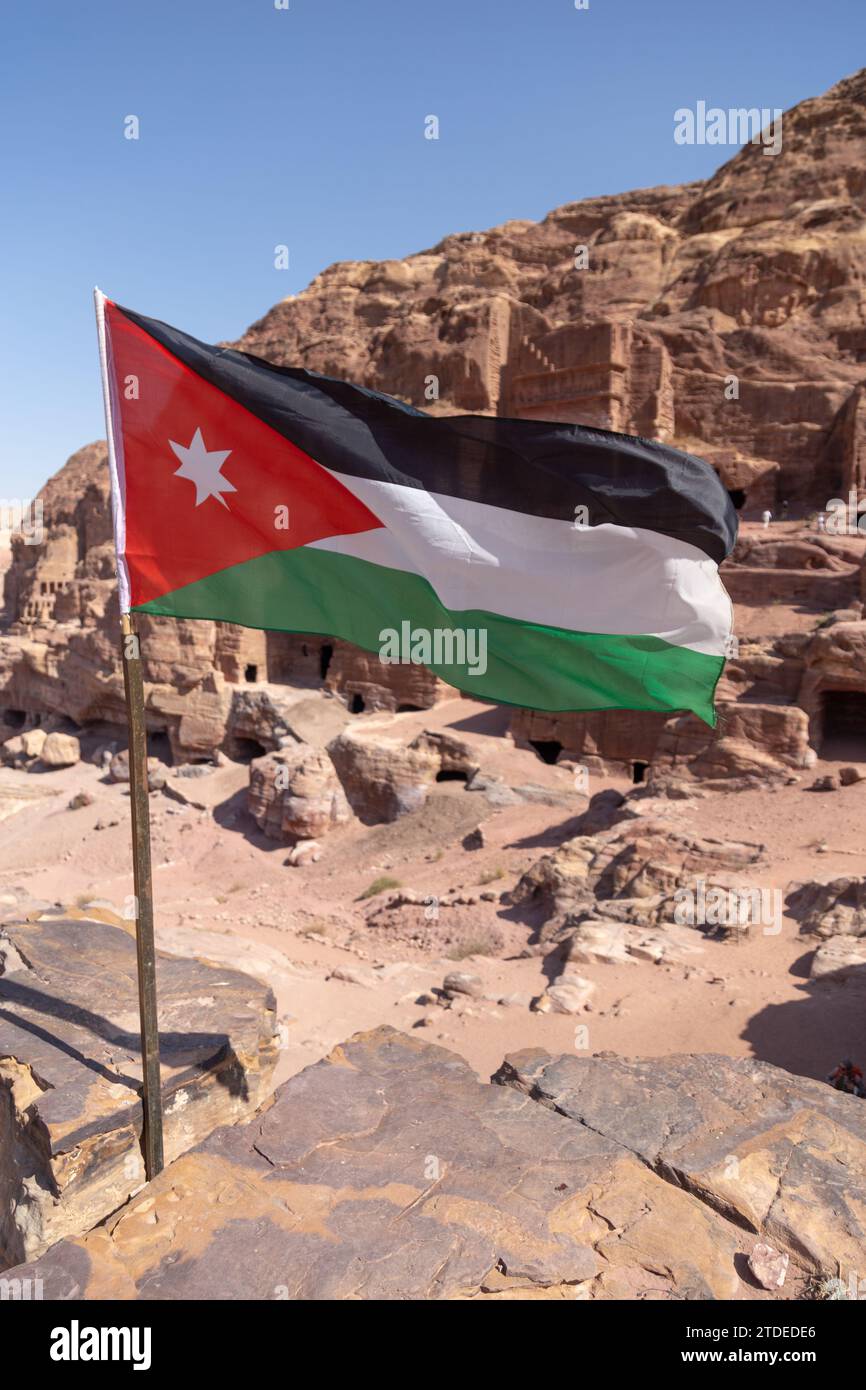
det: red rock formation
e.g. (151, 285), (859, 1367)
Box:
(237, 69), (866, 510)
(3, 68), (866, 771)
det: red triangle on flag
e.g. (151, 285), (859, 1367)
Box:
(105, 302), (382, 607)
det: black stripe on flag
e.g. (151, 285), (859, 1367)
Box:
(116, 303), (738, 564)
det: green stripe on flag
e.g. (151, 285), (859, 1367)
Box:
(133, 546), (722, 723)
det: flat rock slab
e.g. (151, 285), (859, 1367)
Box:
(495, 1050), (866, 1277)
(8, 1027), (773, 1301)
(0, 914), (277, 1269)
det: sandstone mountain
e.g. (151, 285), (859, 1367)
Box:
(238, 65), (866, 508)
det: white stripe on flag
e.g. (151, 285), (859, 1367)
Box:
(312, 471), (733, 656)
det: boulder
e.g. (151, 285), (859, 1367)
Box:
(0, 913), (278, 1270)
(39, 731), (80, 767)
(562, 919), (636, 965)
(1, 728), (47, 766)
(327, 727), (440, 823)
(810, 935), (866, 980)
(787, 877), (866, 939)
(545, 974), (595, 1014)
(108, 749), (130, 782)
(223, 684), (352, 756)
(285, 838), (323, 867)
(810, 773), (840, 792)
(442, 971), (483, 999)
(108, 749), (167, 792)
(248, 744), (352, 842)
(512, 818), (765, 935)
(748, 1243), (789, 1291)
(224, 686), (308, 753)
(563, 919), (704, 967)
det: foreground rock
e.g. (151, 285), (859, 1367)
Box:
(9, 1027), (861, 1300)
(495, 1049), (866, 1279)
(5, 1028), (753, 1300)
(0, 913), (278, 1270)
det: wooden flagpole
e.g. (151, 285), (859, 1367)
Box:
(94, 289), (164, 1179)
(120, 613), (165, 1178)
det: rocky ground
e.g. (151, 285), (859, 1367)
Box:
(7, 1027), (865, 1301)
(1, 684), (863, 1098)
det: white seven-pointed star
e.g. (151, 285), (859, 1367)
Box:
(169, 427), (237, 508)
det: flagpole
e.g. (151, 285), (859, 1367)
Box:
(120, 612), (164, 1178)
(94, 289), (164, 1179)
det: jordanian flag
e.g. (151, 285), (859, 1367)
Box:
(95, 292), (736, 723)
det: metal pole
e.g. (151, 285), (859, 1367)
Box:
(120, 611), (164, 1178)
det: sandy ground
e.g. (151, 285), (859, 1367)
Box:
(2, 692), (864, 1094)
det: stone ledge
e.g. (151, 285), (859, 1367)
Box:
(0, 914), (278, 1269)
(8, 1027), (859, 1301)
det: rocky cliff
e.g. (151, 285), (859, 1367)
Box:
(2, 67), (866, 770)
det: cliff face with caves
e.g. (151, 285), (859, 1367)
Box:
(3, 68), (866, 771)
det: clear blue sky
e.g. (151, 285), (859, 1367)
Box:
(1, 0), (863, 496)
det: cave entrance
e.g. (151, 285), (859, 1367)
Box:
(3, 710), (26, 730)
(350, 693), (365, 714)
(529, 739), (562, 766)
(631, 760), (649, 784)
(821, 689), (866, 756)
(244, 664), (259, 683)
(319, 643), (333, 680)
(436, 769), (468, 783)
(727, 488), (747, 511)
(232, 737), (267, 763)
(147, 731), (173, 764)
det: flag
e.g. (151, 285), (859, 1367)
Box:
(95, 292), (736, 723)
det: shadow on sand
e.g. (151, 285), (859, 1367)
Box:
(741, 958), (866, 1083)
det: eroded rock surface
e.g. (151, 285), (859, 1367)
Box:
(0, 913), (278, 1269)
(494, 1048), (866, 1279)
(511, 814), (765, 936)
(248, 744), (353, 842)
(788, 876), (866, 938)
(8, 1027), (862, 1300)
(4, 1027), (779, 1301)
